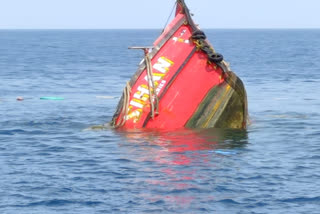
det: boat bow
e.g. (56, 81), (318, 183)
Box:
(111, 0), (248, 129)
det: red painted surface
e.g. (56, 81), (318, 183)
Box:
(153, 13), (185, 47)
(115, 8), (225, 130)
(146, 52), (224, 129)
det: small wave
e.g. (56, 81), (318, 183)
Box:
(279, 196), (320, 203)
(310, 155), (320, 160)
(148, 199), (165, 205)
(211, 149), (238, 156)
(42, 146), (66, 152)
(17, 199), (103, 207)
(113, 158), (132, 163)
(0, 129), (24, 135)
(141, 209), (164, 213)
(0, 129), (46, 135)
(166, 187), (202, 194)
(217, 199), (241, 205)
(308, 131), (320, 137)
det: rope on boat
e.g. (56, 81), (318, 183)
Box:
(114, 81), (131, 128)
(162, 1), (178, 33)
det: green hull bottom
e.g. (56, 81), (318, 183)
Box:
(186, 71), (248, 129)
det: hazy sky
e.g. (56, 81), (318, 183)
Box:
(0, 0), (319, 29)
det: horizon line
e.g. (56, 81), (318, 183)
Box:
(0, 27), (320, 30)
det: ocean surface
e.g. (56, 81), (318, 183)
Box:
(0, 29), (319, 213)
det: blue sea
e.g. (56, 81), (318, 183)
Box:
(0, 29), (320, 213)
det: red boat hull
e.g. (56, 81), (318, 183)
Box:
(111, 0), (248, 130)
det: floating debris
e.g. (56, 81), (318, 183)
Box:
(96, 96), (117, 99)
(16, 96), (24, 101)
(40, 97), (64, 100)
(83, 123), (111, 131)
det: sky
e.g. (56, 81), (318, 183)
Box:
(0, 0), (319, 29)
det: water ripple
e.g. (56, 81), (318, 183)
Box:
(1, 29), (320, 213)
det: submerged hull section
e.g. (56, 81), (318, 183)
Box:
(111, 0), (248, 129)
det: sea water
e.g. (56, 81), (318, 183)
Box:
(0, 29), (320, 213)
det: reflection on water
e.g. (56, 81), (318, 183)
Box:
(117, 128), (248, 154)
(114, 128), (248, 210)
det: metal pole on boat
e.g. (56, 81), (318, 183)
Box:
(128, 46), (159, 119)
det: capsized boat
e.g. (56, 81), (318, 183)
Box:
(111, 0), (248, 129)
